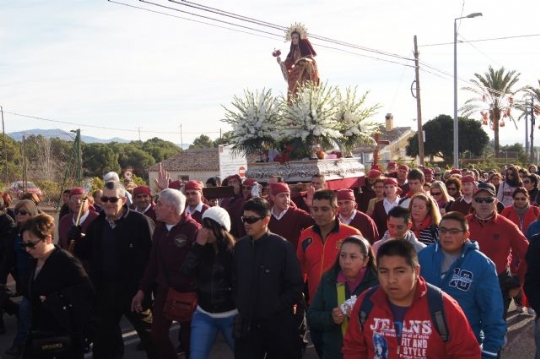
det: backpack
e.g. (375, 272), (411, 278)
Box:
(358, 283), (449, 342)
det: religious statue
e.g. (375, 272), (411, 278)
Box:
(274, 22), (320, 100)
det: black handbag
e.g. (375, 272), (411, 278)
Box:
(31, 331), (71, 355)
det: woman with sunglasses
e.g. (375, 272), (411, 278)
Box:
(522, 174), (539, 206)
(429, 181), (453, 215)
(500, 188), (539, 316)
(181, 207), (236, 359)
(21, 213), (94, 358)
(497, 166), (523, 207)
(409, 193), (441, 245)
(307, 236), (378, 359)
(0, 200), (39, 357)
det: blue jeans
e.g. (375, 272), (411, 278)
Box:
(190, 308), (235, 359)
(14, 297), (31, 346)
(534, 318), (540, 359)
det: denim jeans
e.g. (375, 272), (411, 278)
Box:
(14, 297), (31, 346)
(534, 318), (540, 359)
(190, 308), (235, 359)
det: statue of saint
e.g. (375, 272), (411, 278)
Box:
(275, 23), (320, 100)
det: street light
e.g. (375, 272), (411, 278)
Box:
(454, 12), (482, 169)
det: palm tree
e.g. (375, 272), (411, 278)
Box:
(461, 66), (522, 159)
(516, 81), (540, 161)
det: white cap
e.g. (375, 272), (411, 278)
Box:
(103, 171), (120, 182)
(202, 207), (231, 232)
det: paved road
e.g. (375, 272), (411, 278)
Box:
(0, 298), (534, 358)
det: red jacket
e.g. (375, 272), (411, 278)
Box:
(342, 277), (481, 359)
(500, 205), (540, 234)
(467, 212), (529, 281)
(297, 219), (360, 300)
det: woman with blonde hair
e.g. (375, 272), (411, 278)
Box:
(409, 193), (441, 245)
(430, 181), (453, 215)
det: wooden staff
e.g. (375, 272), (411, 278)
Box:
(68, 197), (87, 254)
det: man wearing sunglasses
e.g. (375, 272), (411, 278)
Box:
(467, 182), (529, 320)
(233, 197), (304, 359)
(75, 181), (158, 358)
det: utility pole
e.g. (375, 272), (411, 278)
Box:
(179, 124), (183, 149)
(413, 35), (425, 165)
(531, 97), (536, 162)
(0, 106), (7, 184)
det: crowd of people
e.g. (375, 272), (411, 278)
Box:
(0, 162), (539, 358)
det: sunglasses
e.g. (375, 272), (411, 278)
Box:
(474, 197), (495, 204)
(241, 216), (262, 224)
(101, 196), (121, 203)
(15, 210), (29, 215)
(20, 239), (42, 249)
(430, 192), (442, 196)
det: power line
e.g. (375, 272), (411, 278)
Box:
(420, 33), (540, 47)
(2, 110), (221, 136)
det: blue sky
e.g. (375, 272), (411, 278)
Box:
(1, 0), (539, 146)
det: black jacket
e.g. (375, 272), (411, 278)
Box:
(28, 246), (94, 335)
(74, 206), (154, 304)
(232, 231), (303, 321)
(524, 234), (540, 319)
(181, 242), (235, 313)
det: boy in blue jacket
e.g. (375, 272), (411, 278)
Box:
(418, 211), (506, 359)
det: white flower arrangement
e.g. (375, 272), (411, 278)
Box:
(278, 82), (341, 157)
(222, 83), (380, 160)
(334, 87), (380, 152)
(221, 88), (281, 155)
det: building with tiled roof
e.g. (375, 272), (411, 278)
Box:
(147, 145), (251, 192)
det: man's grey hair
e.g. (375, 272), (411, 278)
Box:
(158, 189), (186, 215)
(104, 181), (127, 198)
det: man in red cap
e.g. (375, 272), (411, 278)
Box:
(131, 185), (156, 223)
(397, 164), (410, 194)
(221, 174), (243, 211)
(372, 178), (401, 238)
(423, 167), (434, 184)
(448, 175), (476, 215)
(58, 187), (99, 250)
(336, 189), (379, 244)
(385, 161), (398, 178)
(228, 178), (257, 238)
(356, 169), (382, 213)
(183, 180), (209, 224)
(268, 182), (314, 249)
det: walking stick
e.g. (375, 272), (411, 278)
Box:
(68, 197), (86, 254)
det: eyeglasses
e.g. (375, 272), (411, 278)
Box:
(430, 192), (442, 196)
(20, 239), (42, 249)
(514, 197), (528, 201)
(101, 196), (121, 203)
(439, 227), (464, 235)
(241, 216), (262, 224)
(14, 210), (29, 215)
(474, 197), (495, 204)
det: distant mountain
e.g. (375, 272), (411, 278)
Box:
(7, 129), (130, 144)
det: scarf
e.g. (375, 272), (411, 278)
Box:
(513, 203), (530, 230)
(337, 267), (367, 294)
(412, 216), (432, 239)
